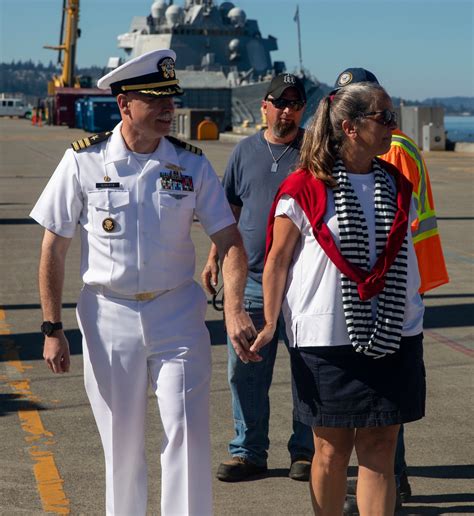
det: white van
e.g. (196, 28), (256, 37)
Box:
(0, 94), (31, 117)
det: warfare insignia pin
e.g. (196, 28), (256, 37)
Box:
(165, 162), (186, 172)
(337, 72), (353, 87)
(102, 217), (115, 232)
(158, 57), (176, 79)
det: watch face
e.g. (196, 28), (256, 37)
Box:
(41, 321), (62, 336)
(41, 321), (54, 336)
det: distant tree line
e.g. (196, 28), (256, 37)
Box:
(0, 60), (104, 102)
(2, 59), (59, 71)
(391, 96), (474, 115)
(422, 96), (474, 115)
(0, 60), (58, 98)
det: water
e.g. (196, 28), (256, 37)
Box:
(444, 115), (474, 142)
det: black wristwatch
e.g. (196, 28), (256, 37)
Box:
(41, 321), (63, 337)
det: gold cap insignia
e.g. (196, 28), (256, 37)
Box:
(158, 57), (176, 80)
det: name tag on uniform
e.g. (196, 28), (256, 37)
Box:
(95, 182), (121, 188)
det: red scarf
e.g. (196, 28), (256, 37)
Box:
(265, 159), (413, 301)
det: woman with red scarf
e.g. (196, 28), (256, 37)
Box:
(251, 82), (425, 515)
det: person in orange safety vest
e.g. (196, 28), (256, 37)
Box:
(380, 129), (449, 293)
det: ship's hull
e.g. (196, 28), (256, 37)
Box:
(173, 70), (325, 130)
(231, 76), (328, 128)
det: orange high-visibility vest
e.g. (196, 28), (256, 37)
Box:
(380, 129), (449, 293)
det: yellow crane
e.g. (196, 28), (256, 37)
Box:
(44, 0), (81, 93)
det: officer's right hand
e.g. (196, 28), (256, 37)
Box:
(43, 331), (71, 374)
(201, 257), (220, 295)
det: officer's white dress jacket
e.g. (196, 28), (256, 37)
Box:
(30, 122), (235, 295)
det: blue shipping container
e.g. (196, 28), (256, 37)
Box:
(74, 98), (85, 129)
(83, 97), (120, 132)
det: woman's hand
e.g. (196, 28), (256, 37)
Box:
(249, 323), (276, 355)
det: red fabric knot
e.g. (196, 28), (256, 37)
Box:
(357, 277), (386, 301)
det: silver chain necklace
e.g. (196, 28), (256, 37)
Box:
(265, 137), (293, 173)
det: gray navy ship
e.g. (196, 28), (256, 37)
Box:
(108, 0), (326, 129)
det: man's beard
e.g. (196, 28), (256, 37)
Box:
(272, 119), (296, 138)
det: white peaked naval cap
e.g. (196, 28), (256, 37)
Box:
(97, 48), (183, 97)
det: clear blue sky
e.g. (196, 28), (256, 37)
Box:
(0, 0), (472, 100)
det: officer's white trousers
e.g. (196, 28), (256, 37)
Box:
(76, 281), (212, 516)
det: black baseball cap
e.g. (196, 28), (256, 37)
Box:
(331, 67), (380, 93)
(265, 73), (306, 102)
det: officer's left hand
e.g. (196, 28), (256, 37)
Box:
(225, 310), (261, 364)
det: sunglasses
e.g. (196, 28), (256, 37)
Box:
(267, 98), (305, 111)
(361, 109), (398, 127)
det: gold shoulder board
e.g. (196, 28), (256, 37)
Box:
(71, 131), (113, 152)
(166, 136), (203, 156)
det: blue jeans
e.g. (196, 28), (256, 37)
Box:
(227, 277), (314, 466)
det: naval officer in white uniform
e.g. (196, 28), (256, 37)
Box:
(30, 48), (259, 516)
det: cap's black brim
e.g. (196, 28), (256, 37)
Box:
(267, 85), (306, 102)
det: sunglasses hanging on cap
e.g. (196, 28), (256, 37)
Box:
(267, 98), (305, 111)
(361, 109), (398, 127)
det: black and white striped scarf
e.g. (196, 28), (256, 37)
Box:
(332, 159), (408, 359)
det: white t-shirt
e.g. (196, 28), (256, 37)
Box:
(132, 151), (154, 170)
(275, 172), (424, 348)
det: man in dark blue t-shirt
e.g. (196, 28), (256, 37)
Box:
(201, 74), (314, 482)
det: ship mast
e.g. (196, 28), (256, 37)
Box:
(294, 5), (303, 75)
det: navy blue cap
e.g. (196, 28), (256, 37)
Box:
(332, 68), (380, 92)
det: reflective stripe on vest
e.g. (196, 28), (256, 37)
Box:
(391, 134), (439, 243)
(412, 214), (439, 243)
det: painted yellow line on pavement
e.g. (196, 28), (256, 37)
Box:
(31, 450), (70, 514)
(0, 308), (70, 514)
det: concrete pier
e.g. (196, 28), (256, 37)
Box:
(0, 119), (473, 514)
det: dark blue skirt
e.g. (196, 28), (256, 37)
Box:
(290, 333), (426, 428)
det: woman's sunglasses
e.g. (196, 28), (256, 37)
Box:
(361, 109), (398, 127)
(267, 98), (306, 111)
